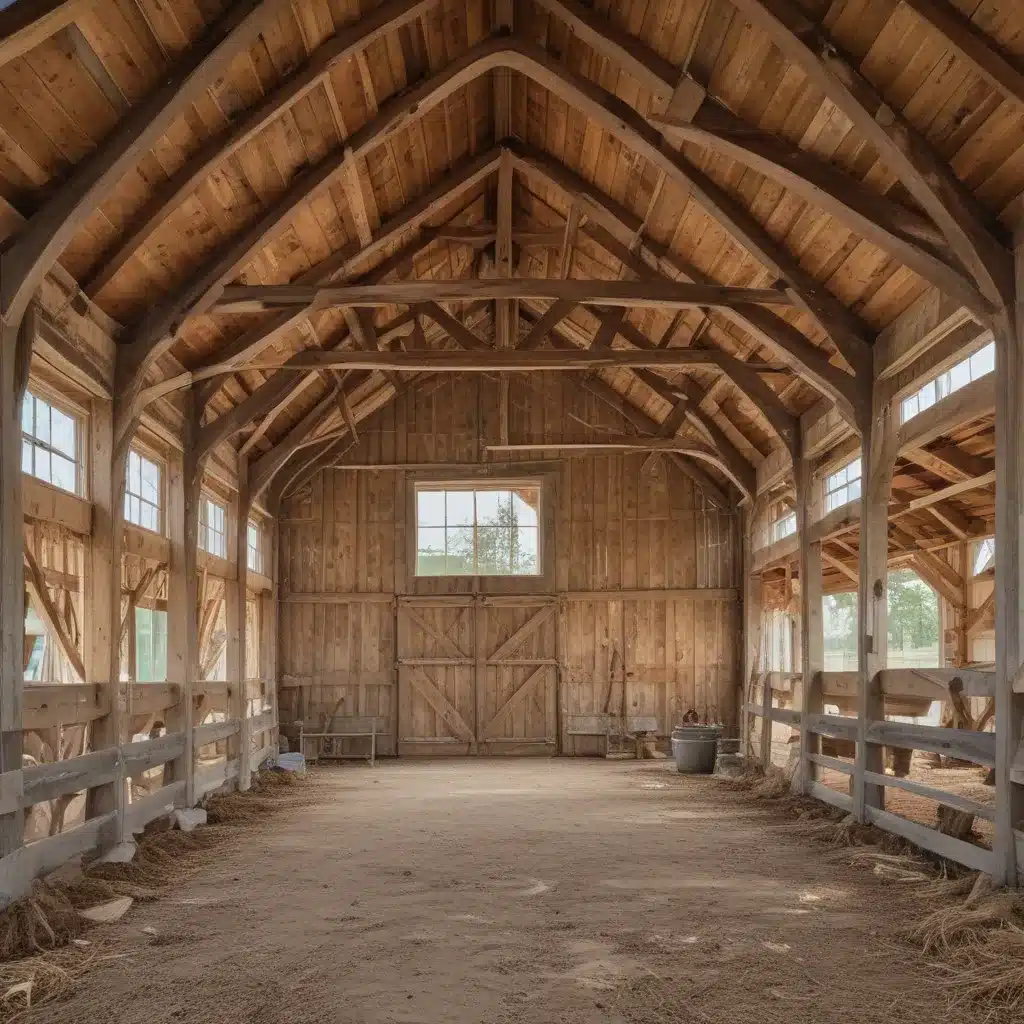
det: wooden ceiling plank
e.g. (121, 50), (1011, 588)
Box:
(82, 0), (433, 298)
(0, 1), (94, 69)
(187, 145), (502, 408)
(1, 0), (288, 328)
(728, 0), (1013, 311)
(899, 0), (1024, 109)
(511, 145), (857, 416)
(652, 102), (986, 315)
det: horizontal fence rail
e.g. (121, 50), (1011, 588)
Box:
(742, 668), (1003, 875)
(0, 680), (278, 896)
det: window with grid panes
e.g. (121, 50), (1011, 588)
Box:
(825, 458), (861, 513)
(900, 341), (995, 423)
(200, 496), (227, 558)
(247, 518), (263, 574)
(415, 483), (541, 576)
(21, 391), (80, 494)
(124, 448), (162, 532)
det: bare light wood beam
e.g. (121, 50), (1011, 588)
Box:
(528, 1), (977, 333)
(82, 0), (434, 298)
(650, 102), (986, 314)
(0, 1), (93, 69)
(0, 0), (285, 329)
(729, 0), (1012, 311)
(900, 0), (1024, 109)
(124, 38), (874, 385)
(579, 374), (740, 504)
(250, 388), (340, 496)
(166, 147), (502, 419)
(226, 348), (726, 373)
(418, 303), (492, 351)
(511, 145), (858, 417)
(212, 279), (793, 312)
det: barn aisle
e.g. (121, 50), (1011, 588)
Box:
(28, 761), (969, 1024)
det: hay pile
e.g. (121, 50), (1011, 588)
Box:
(717, 759), (1024, 1012)
(0, 767), (309, 1020)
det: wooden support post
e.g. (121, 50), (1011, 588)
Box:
(262, 516), (280, 754)
(993, 227), (1024, 886)
(0, 314), (30, 894)
(228, 457), (252, 790)
(854, 391), (897, 821)
(87, 388), (125, 844)
(742, 506), (762, 760)
(166, 391), (201, 807)
(796, 450), (824, 793)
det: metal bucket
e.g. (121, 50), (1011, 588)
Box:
(671, 725), (721, 774)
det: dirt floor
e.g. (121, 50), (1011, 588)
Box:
(21, 759), (988, 1024)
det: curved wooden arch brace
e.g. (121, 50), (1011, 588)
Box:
(193, 145), (501, 409)
(115, 147), (501, 452)
(0, 0), (286, 328)
(83, 0), (435, 299)
(509, 143), (858, 422)
(728, 0), (1013, 311)
(530, 0), (984, 316)
(120, 36), (881, 390)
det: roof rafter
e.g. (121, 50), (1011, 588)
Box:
(509, 143), (858, 419)
(82, 0), (435, 299)
(0, 0), (286, 329)
(535, 0), (984, 316)
(115, 35), (887, 398)
(728, 0), (1013, 311)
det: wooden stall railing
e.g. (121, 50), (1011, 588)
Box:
(0, 677), (278, 893)
(744, 666), (1004, 874)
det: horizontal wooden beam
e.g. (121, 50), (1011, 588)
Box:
(211, 279), (793, 313)
(896, 374), (996, 454)
(0, 1), (92, 69)
(82, 0), (434, 298)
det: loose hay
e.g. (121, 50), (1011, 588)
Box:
(0, 947), (126, 1023)
(0, 767), (311, 971)
(0, 888), (83, 962)
(937, 925), (1024, 1013)
(909, 892), (1021, 954)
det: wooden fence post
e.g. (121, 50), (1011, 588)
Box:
(86, 391), (123, 843)
(994, 226), (1024, 887)
(796, 449), (823, 795)
(228, 458), (252, 790)
(853, 390), (897, 822)
(0, 315), (29, 897)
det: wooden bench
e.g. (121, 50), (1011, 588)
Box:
(564, 713), (659, 755)
(299, 717), (381, 766)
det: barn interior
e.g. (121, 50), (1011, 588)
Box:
(1, 0), (1023, 1018)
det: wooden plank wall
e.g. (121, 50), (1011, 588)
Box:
(279, 374), (741, 754)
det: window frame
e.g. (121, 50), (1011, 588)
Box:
(771, 511), (796, 543)
(899, 339), (995, 425)
(246, 516), (264, 575)
(124, 445), (165, 534)
(199, 492), (228, 559)
(21, 387), (84, 496)
(824, 457), (862, 514)
(412, 478), (545, 579)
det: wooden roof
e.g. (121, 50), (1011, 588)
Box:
(0, 0), (1019, 522)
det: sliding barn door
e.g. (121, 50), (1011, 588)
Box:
(397, 597), (477, 755)
(477, 598), (557, 755)
(397, 596), (557, 755)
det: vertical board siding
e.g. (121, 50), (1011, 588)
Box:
(279, 375), (741, 753)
